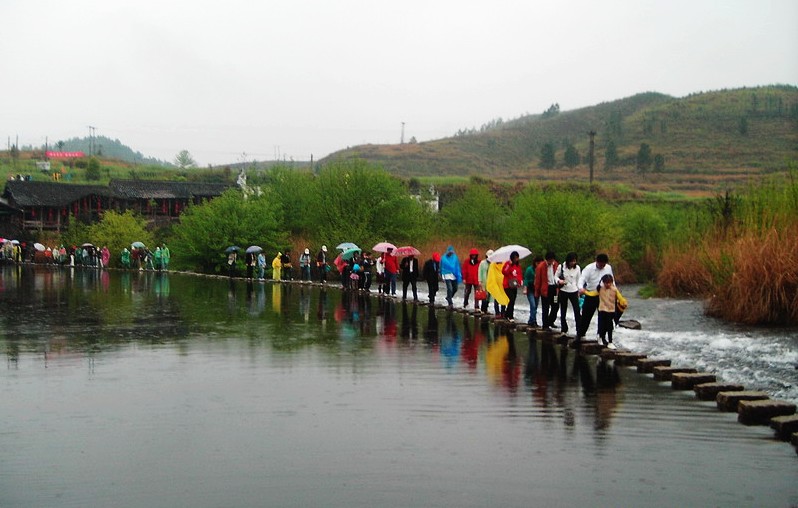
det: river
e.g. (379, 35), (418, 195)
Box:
(1, 266), (796, 507)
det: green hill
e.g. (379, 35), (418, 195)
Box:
(52, 136), (168, 166)
(322, 85), (798, 194)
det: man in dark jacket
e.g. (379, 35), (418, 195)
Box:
(422, 252), (441, 304)
(400, 255), (420, 301)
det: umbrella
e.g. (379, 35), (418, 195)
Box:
(11, 240), (20, 245)
(372, 242), (397, 253)
(393, 245), (420, 257)
(340, 247), (361, 261)
(225, 246), (241, 253)
(336, 242), (359, 251)
(487, 244), (532, 263)
(81, 242), (94, 248)
(34, 242), (46, 252)
(246, 245), (263, 254)
(131, 241), (146, 249)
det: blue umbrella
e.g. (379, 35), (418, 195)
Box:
(246, 245), (263, 254)
(336, 242), (359, 251)
(341, 247), (361, 261)
(225, 246), (241, 253)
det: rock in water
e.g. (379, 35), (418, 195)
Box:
(617, 319), (641, 330)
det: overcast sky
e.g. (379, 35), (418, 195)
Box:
(3, 0), (797, 166)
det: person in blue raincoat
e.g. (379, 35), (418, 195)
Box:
(440, 246), (462, 309)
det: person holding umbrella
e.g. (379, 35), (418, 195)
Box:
(383, 247), (399, 296)
(400, 253), (420, 301)
(440, 246), (462, 309)
(225, 246), (239, 277)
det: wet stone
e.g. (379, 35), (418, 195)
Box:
(636, 358), (671, 373)
(738, 399), (796, 426)
(653, 366), (697, 381)
(716, 391), (770, 412)
(672, 373), (717, 390)
(580, 342), (604, 355)
(693, 382), (745, 401)
(769, 414), (798, 440)
(613, 352), (648, 366)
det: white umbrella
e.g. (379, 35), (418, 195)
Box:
(372, 242), (397, 253)
(34, 242), (46, 252)
(487, 244), (531, 263)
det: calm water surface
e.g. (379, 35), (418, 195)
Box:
(1, 266), (796, 508)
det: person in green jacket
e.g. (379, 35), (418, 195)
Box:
(121, 248), (131, 269)
(524, 255), (543, 327)
(154, 247), (162, 271)
(161, 244), (171, 271)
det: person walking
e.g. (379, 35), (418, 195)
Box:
(161, 243), (171, 271)
(360, 251), (373, 291)
(478, 249), (500, 315)
(557, 252), (582, 335)
(575, 253), (614, 345)
(227, 249), (237, 277)
(376, 253), (386, 294)
(523, 255), (543, 327)
(534, 252), (559, 331)
(422, 252), (441, 305)
(316, 245), (328, 283)
(440, 246), (462, 309)
(461, 248), (481, 311)
(154, 246), (162, 271)
(597, 274), (627, 349)
(100, 246), (111, 269)
(384, 247), (399, 296)
(281, 250), (293, 280)
(272, 252), (283, 281)
(121, 247), (131, 269)
(299, 248), (312, 281)
(501, 251), (523, 322)
(400, 254), (420, 301)
(257, 251), (267, 280)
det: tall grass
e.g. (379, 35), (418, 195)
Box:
(658, 169), (798, 324)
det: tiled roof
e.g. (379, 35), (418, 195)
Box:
(2, 180), (232, 208)
(3, 181), (112, 207)
(109, 180), (231, 199)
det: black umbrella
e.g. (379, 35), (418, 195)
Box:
(245, 245), (263, 254)
(225, 246), (241, 253)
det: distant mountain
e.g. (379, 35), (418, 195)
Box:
(322, 85), (798, 193)
(52, 136), (169, 166)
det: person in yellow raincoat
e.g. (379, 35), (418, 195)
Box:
(486, 261), (509, 309)
(272, 252), (282, 281)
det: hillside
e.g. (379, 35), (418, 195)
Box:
(52, 136), (168, 166)
(322, 85), (798, 194)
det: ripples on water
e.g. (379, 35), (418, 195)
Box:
(0, 266), (796, 508)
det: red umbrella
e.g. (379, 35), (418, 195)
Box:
(393, 245), (420, 257)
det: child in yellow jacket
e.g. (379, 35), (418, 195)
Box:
(597, 274), (627, 349)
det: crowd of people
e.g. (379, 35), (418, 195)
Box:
(230, 243), (628, 348)
(0, 240), (171, 271)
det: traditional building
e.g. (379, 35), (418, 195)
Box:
(0, 179), (231, 236)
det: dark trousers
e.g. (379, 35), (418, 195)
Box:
(559, 291), (581, 334)
(427, 281), (438, 303)
(445, 280), (458, 306)
(463, 283), (477, 307)
(387, 272), (397, 295)
(481, 296), (500, 314)
(597, 311), (614, 343)
(402, 278), (418, 300)
(361, 272), (372, 290)
(317, 265), (327, 283)
(541, 285), (558, 328)
(504, 288), (518, 319)
(577, 294), (600, 338)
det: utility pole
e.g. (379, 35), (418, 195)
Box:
(87, 125), (97, 156)
(588, 130), (596, 185)
(400, 122), (405, 144)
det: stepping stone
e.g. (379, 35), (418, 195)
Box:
(613, 352), (647, 366)
(716, 391), (770, 412)
(672, 372), (717, 390)
(769, 414), (798, 440)
(599, 348), (632, 360)
(738, 399), (796, 426)
(636, 358), (671, 373)
(653, 366), (697, 381)
(580, 342), (604, 355)
(693, 382), (745, 401)
(515, 324), (529, 332)
(792, 432), (798, 449)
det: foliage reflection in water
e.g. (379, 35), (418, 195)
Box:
(1, 266), (796, 508)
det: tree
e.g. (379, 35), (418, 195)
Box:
(86, 157), (101, 180)
(174, 150), (197, 169)
(440, 184), (505, 242)
(604, 140), (619, 170)
(540, 143), (556, 169)
(88, 210), (154, 267)
(170, 188), (287, 272)
(563, 144), (580, 168)
(636, 143), (652, 173)
(542, 103), (560, 119)
(621, 206), (666, 281)
(654, 154), (666, 172)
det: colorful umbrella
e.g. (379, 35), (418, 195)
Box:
(393, 245), (420, 257)
(340, 247), (361, 261)
(336, 242), (359, 251)
(245, 245), (263, 254)
(372, 242), (397, 253)
(487, 244), (531, 263)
